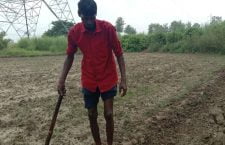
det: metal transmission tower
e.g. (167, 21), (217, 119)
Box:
(0, 0), (42, 38)
(0, 0), (75, 39)
(43, 0), (74, 23)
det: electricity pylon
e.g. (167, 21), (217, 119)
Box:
(0, 0), (75, 38)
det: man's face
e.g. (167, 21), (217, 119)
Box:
(80, 14), (96, 31)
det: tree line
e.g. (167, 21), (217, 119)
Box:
(1, 16), (225, 55)
(116, 16), (225, 54)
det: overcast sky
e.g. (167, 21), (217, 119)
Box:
(4, 0), (225, 40)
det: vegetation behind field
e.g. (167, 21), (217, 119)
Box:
(1, 16), (225, 57)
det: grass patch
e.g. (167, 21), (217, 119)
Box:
(0, 47), (64, 57)
(0, 36), (67, 57)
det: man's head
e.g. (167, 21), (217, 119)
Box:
(78, 0), (97, 31)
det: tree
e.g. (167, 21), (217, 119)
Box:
(0, 31), (11, 50)
(148, 23), (168, 34)
(192, 23), (201, 28)
(124, 25), (136, 35)
(169, 21), (186, 32)
(210, 16), (222, 24)
(184, 22), (202, 37)
(43, 20), (74, 37)
(115, 17), (125, 33)
(186, 22), (192, 29)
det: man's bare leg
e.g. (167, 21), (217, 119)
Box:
(104, 98), (114, 145)
(88, 107), (101, 145)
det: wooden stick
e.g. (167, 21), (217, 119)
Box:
(45, 95), (63, 145)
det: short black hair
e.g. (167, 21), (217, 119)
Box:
(78, 0), (97, 16)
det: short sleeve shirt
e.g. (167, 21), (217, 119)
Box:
(67, 19), (123, 92)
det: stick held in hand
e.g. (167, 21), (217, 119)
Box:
(45, 95), (64, 145)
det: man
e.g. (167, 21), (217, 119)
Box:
(57, 0), (127, 144)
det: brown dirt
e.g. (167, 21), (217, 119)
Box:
(1, 53), (225, 145)
(138, 69), (225, 145)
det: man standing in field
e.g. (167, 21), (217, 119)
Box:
(57, 0), (127, 144)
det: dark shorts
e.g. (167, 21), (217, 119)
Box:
(82, 86), (117, 109)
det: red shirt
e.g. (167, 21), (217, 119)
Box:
(67, 19), (123, 92)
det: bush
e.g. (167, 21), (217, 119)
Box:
(16, 36), (67, 52)
(166, 32), (183, 43)
(120, 34), (148, 52)
(199, 22), (225, 54)
(17, 38), (33, 50)
(2, 19), (225, 56)
(0, 32), (11, 50)
(147, 33), (166, 52)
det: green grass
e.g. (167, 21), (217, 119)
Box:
(0, 36), (67, 57)
(16, 36), (67, 52)
(0, 47), (64, 57)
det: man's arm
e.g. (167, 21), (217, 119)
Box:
(57, 54), (74, 96)
(116, 54), (127, 96)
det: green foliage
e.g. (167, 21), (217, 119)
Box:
(192, 23), (201, 28)
(121, 34), (148, 52)
(184, 27), (202, 38)
(166, 32), (183, 43)
(120, 17), (225, 54)
(198, 21), (225, 54)
(150, 33), (167, 45)
(44, 20), (74, 37)
(169, 21), (186, 32)
(0, 36), (66, 57)
(2, 16), (225, 57)
(124, 25), (136, 35)
(17, 36), (67, 52)
(146, 17), (225, 54)
(0, 32), (11, 50)
(17, 38), (32, 50)
(148, 23), (168, 34)
(0, 48), (56, 57)
(115, 17), (125, 33)
(210, 16), (222, 24)
(147, 33), (166, 52)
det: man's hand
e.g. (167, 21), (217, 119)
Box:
(116, 54), (127, 97)
(119, 80), (127, 97)
(57, 82), (66, 96)
(57, 55), (74, 97)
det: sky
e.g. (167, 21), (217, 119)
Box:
(3, 0), (225, 40)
